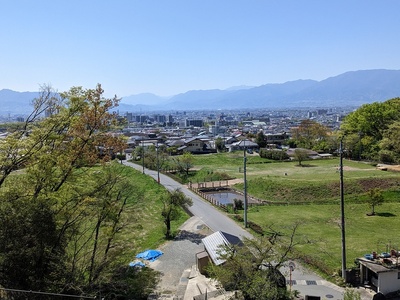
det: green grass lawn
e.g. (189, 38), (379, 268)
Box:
(189, 152), (400, 280)
(245, 202), (400, 281)
(193, 152), (397, 182)
(192, 153), (400, 203)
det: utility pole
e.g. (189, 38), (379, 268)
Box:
(340, 137), (346, 281)
(156, 141), (160, 184)
(142, 139), (145, 174)
(243, 141), (248, 228)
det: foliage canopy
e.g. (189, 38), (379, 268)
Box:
(0, 85), (160, 298)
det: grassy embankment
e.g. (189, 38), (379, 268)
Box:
(190, 152), (400, 280)
(94, 163), (189, 265)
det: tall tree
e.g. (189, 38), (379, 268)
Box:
(340, 98), (400, 161)
(161, 189), (192, 239)
(379, 121), (400, 163)
(174, 152), (194, 176)
(255, 130), (267, 148)
(291, 119), (329, 150)
(215, 137), (225, 152)
(293, 148), (308, 166)
(0, 84), (134, 296)
(0, 85), (61, 187)
(366, 188), (384, 216)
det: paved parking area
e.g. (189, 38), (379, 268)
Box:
(148, 217), (211, 298)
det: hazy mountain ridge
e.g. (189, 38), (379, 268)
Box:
(1, 69), (400, 114)
(0, 89), (40, 115)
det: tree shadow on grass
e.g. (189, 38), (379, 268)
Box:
(375, 212), (396, 217)
(296, 164), (318, 168)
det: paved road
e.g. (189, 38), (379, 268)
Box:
(123, 161), (374, 300)
(123, 160), (252, 240)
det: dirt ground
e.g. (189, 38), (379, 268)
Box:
(376, 164), (400, 172)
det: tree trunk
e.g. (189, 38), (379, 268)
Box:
(165, 217), (171, 239)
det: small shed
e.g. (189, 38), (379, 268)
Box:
(196, 231), (242, 274)
(359, 257), (400, 295)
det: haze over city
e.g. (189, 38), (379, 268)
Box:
(1, 0), (400, 98)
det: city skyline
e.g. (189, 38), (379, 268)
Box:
(1, 1), (400, 97)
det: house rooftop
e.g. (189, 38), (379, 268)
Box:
(358, 253), (400, 273)
(201, 231), (242, 266)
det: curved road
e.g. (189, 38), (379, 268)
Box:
(123, 160), (252, 240)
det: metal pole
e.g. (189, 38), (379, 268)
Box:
(142, 139), (145, 174)
(340, 137), (346, 281)
(243, 141), (248, 228)
(156, 141), (160, 184)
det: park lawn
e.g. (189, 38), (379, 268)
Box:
(246, 201), (400, 280)
(189, 152), (400, 279)
(191, 152), (272, 178)
(230, 159), (400, 203)
(192, 152), (399, 183)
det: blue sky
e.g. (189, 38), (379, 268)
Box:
(1, 1), (400, 97)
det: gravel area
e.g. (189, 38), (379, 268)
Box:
(148, 217), (212, 296)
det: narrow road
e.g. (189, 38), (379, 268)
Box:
(123, 160), (252, 240)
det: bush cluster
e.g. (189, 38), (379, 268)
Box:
(247, 221), (264, 235)
(259, 149), (289, 160)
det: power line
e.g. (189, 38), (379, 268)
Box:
(0, 287), (96, 299)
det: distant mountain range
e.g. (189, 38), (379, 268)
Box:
(1, 69), (400, 115)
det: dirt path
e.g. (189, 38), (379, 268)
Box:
(188, 178), (243, 189)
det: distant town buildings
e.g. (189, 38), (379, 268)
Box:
(110, 106), (355, 155)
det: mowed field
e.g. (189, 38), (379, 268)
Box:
(191, 152), (400, 280)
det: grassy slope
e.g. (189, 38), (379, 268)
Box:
(246, 203), (400, 278)
(111, 164), (189, 264)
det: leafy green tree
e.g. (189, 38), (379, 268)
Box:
(215, 137), (226, 152)
(259, 149), (289, 160)
(207, 224), (299, 300)
(255, 131), (267, 148)
(0, 84), (149, 297)
(94, 266), (161, 300)
(161, 189), (192, 239)
(85, 164), (140, 285)
(294, 148), (308, 166)
(379, 121), (400, 163)
(174, 152), (194, 176)
(291, 119), (330, 150)
(233, 198), (244, 211)
(0, 85), (62, 187)
(0, 184), (67, 293)
(366, 188), (384, 216)
(341, 98), (400, 161)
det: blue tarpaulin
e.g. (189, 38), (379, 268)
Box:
(129, 261), (145, 268)
(136, 249), (163, 262)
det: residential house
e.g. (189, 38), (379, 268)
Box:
(226, 139), (259, 152)
(265, 132), (288, 146)
(177, 137), (216, 154)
